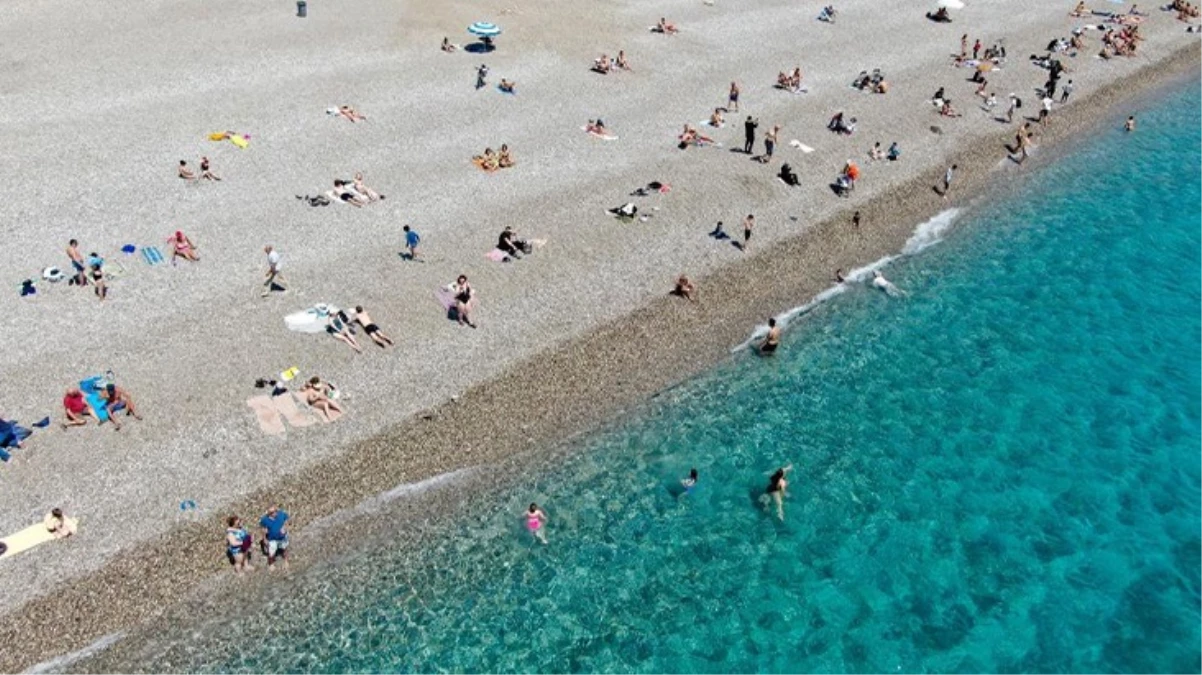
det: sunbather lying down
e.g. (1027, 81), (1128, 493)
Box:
(331, 105), (366, 122)
(678, 124), (714, 147)
(653, 17), (678, 33)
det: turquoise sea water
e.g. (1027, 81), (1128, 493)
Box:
(108, 82), (1200, 674)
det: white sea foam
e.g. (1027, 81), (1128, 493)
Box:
(732, 209), (960, 352)
(23, 632), (125, 674)
(304, 468), (476, 534)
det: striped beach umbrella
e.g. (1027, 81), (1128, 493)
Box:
(468, 21), (501, 38)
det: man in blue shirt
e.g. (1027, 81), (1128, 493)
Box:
(259, 505), (290, 569)
(403, 225), (421, 261)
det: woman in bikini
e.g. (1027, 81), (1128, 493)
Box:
(167, 230), (199, 263)
(91, 263), (107, 301)
(452, 275), (476, 327)
(302, 376), (344, 421)
(497, 144), (515, 168)
(326, 312), (363, 353)
(199, 156), (221, 181)
(353, 172), (383, 201)
(524, 503), (548, 544)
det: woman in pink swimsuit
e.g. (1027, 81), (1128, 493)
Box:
(525, 503), (548, 544)
(167, 231), (199, 263)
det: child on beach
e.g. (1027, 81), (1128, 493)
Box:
(403, 225), (421, 260)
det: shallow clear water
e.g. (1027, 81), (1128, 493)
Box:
(115, 82), (1200, 674)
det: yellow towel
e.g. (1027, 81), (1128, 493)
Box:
(208, 132), (229, 141)
(229, 135), (249, 149)
(0, 518), (78, 560)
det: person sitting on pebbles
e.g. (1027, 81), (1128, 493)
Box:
(616, 50), (631, 70)
(594, 54), (613, 73)
(586, 119), (609, 135)
(673, 274), (697, 301)
(709, 108), (725, 127)
(655, 17), (678, 34)
(441, 36), (458, 52)
(473, 147), (500, 172)
(352, 172), (384, 202)
(497, 144), (515, 168)
(302, 376), (344, 421)
(499, 78), (516, 93)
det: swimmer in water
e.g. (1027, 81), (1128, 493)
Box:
(758, 318), (781, 355)
(680, 468), (699, 495)
(525, 503), (548, 544)
(1124, 115), (1136, 132)
(872, 270), (906, 296)
(759, 464), (793, 521)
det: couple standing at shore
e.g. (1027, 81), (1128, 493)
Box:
(225, 505), (290, 573)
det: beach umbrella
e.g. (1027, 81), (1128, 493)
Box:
(468, 21), (501, 39)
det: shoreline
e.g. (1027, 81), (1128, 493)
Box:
(8, 44), (1199, 674)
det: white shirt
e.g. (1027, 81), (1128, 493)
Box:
(1042, 97), (1053, 112)
(267, 250), (282, 271)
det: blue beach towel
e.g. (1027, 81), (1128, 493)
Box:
(121, 244), (137, 254)
(142, 247), (164, 265)
(80, 376), (112, 422)
(0, 419), (31, 449)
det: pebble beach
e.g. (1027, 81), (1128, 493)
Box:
(0, 0), (1197, 669)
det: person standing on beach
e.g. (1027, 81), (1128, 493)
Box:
(259, 505), (290, 570)
(66, 239), (87, 287)
(959, 34), (968, 57)
(728, 81), (740, 112)
(972, 38), (982, 59)
(226, 516), (254, 574)
(525, 503), (548, 544)
(759, 125), (779, 163)
(403, 225), (421, 260)
(942, 164), (957, 199)
(1005, 94), (1019, 123)
(852, 211), (861, 228)
(742, 214), (755, 251)
(1125, 115), (1136, 132)
(262, 245), (286, 296)
(744, 116), (758, 154)
(476, 64), (489, 90)
(1060, 80), (1074, 104)
(1039, 95), (1053, 126)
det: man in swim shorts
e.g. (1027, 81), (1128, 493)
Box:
(259, 505), (290, 570)
(353, 306), (395, 347)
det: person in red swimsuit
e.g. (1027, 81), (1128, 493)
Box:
(61, 388), (98, 429)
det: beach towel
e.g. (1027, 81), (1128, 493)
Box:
(485, 248), (511, 262)
(435, 287), (457, 311)
(273, 392), (318, 427)
(789, 140), (816, 153)
(229, 134), (249, 149)
(700, 119), (726, 128)
(280, 366), (300, 382)
(0, 419), (32, 449)
(285, 304), (338, 333)
(247, 395), (286, 435)
(79, 377), (111, 422)
(0, 518), (77, 560)
(142, 246), (164, 265)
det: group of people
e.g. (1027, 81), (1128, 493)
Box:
(177, 157), (221, 181)
(61, 382), (141, 431)
(775, 67), (806, 92)
(849, 69), (889, 94)
(324, 306), (395, 353)
(592, 51), (631, 74)
(472, 145), (516, 172)
(297, 173), (384, 207)
(224, 504), (290, 573)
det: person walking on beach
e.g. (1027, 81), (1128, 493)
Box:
(403, 224), (421, 260)
(758, 318), (781, 355)
(1005, 94), (1019, 123)
(741, 214), (755, 251)
(959, 33), (968, 57)
(262, 245), (286, 296)
(1060, 80), (1074, 104)
(226, 516), (254, 574)
(759, 464), (793, 521)
(475, 64), (489, 90)
(1039, 95), (1053, 126)
(743, 116), (758, 154)
(1124, 115), (1136, 132)
(728, 81), (740, 112)
(259, 505), (290, 570)
(525, 503), (548, 544)
(941, 164), (957, 199)
(852, 210), (861, 228)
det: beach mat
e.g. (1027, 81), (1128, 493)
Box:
(79, 377), (111, 422)
(247, 395), (285, 435)
(142, 246), (164, 265)
(485, 249), (510, 262)
(789, 140), (815, 153)
(0, 518), (77, 560)
(272, 392), (317, 428)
